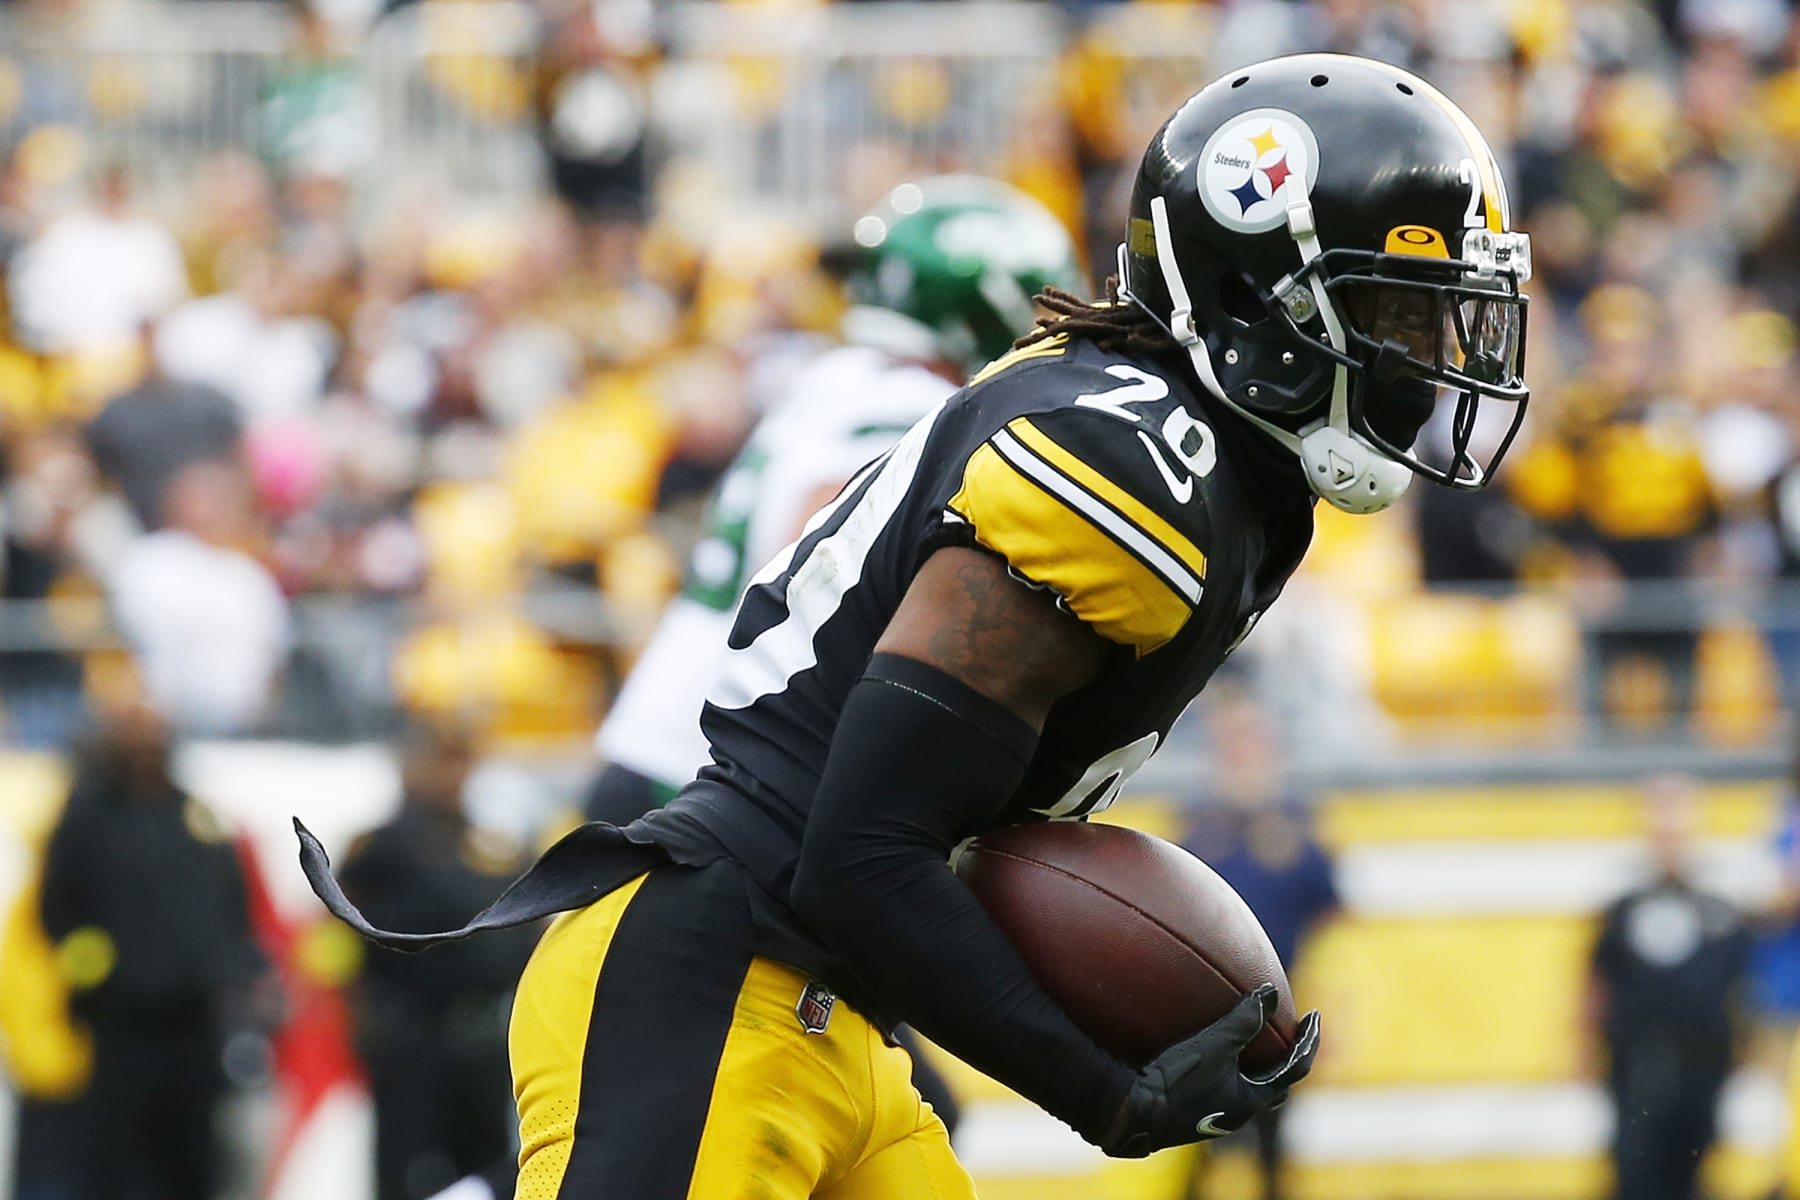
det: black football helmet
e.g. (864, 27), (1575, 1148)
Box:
(1118, 54), (1531, 513)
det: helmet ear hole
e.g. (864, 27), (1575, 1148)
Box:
(1218, 272), (1265, 326)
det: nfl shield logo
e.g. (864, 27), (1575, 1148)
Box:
(795, 980), (836, 1034)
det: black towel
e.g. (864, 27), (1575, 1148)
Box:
(294, 817), (665, 952)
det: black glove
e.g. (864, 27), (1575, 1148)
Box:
(1097, 984), (1321, 1158)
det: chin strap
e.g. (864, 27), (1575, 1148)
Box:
(1283, 198), (1412, 514)
(1137, 196), (1409, 514)
(1144, 198), (1296, 453)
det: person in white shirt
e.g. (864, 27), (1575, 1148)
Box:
(108, 462), (290, 736)
(8, 164), (189, 355)
(154, 250), (337, 425)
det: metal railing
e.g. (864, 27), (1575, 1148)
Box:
(0, 6), (297, 198)
(0, 578), (1790, 772)
(659, 1), (1218, 228)
(0, 2), (542, 206)
(0, 2), (1222, 228)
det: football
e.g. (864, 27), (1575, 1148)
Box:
(956, 820), (1300, 1072)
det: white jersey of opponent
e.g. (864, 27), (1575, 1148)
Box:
(596, 344), (954, 787)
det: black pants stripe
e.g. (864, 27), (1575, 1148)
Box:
(513, 858), (973, 1200)
(558, 863), (754, 1198)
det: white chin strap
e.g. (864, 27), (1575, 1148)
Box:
(1138, 195), (1412, 515)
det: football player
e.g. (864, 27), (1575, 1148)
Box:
(301, 53), (1531, 1197)
(586, 175), (1085, 826)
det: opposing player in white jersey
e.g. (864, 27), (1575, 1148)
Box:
(586, 176), (1086, 824)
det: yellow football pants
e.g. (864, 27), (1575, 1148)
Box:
(510, 861), (977, 1199)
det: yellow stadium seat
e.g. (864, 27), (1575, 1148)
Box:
(391, 611), (600, 745)
(1318, 781), (1780, 846)
(1301, 502), (1420, 600)
(1367, 593), (1581, 742)
(1292, 914), (1595, 1086)
(1693, 620), (1781, 747)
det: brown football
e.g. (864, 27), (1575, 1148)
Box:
(956, 820), (1299, 1072)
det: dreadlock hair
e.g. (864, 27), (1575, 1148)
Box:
(1013, 276), (1189, 375)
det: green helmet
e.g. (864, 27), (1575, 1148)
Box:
(840, 176), (1085, 374)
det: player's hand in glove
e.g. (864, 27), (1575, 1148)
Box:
(1097, 984), (1321, 1158)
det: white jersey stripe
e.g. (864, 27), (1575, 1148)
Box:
(739, 444), (889, 598)
(989, 428), (1204, 603)
(708, 403), (945, 711)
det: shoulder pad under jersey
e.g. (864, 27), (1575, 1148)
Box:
(947, 345), (1216, 656)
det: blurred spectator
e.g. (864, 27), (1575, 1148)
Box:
(1697, 310), (1796, 581)
(6, 162), (187, 357)
(1181, 686), (1338, 1200)
(13, 700), (267, 1200)
(0, 426), (115, 746)
(108, 461), (291, 736)
(533, 0), (657, 227)
(258, 9), (374, 192)
(337, 724), (534, 1200)
(84, 335), (243, 532)
(1589, 774), (1750, 1200)
(155, 247), (339, 426)
(1510, 286), (1716, 727)
(175, 153), (279, 300)
(1754, 735), (1800, 1074)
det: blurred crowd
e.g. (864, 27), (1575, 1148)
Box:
(4, 5), (1800, 1199)
(0, 0), (1794, 751)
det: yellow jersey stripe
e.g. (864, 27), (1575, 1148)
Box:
(968, 334), (1069, 387)
(1004, 417), (1208, 584)
(990, 427), (1202, 602)
(949, 444), (1195, 654)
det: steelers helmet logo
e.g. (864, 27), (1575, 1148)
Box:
(1197, 108), (1321, 235)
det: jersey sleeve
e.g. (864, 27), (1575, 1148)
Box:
(945, 405), (1208, 656)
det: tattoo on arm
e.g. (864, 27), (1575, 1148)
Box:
(925, 554), (1021, 678)
(877, 546), (1107, 729)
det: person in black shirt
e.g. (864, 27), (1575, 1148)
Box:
(84, 333), (242, 532)
(15, 700), (266, 1200)
(1590, 774), (1750, 1200)
(1182, 688), (1338, 1200)
(338, 725), (535, 1200)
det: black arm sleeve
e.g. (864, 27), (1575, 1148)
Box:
(789, 652), (1135, 1143)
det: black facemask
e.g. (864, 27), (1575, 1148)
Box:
(1362, 374), (1436, 452)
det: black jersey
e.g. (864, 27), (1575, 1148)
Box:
(674, 334), (1315, 876)
(294, 332), (1319, 1046)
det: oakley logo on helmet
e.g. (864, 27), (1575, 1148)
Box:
(1385, 225), (1451, 257)
(1197, 109), (1321, 235)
